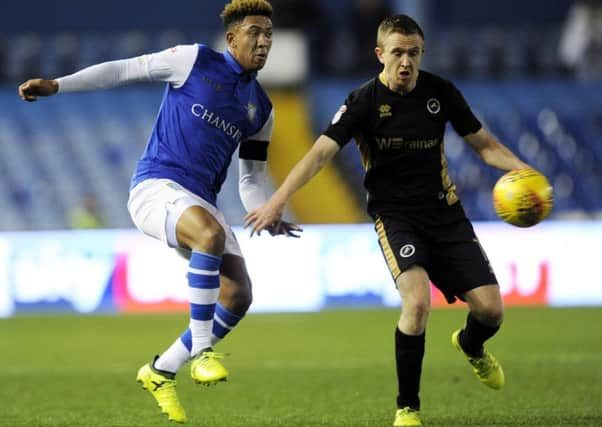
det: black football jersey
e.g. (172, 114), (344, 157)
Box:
(324, 70), (481, 216)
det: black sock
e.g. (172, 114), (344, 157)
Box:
(459, 313), (500, 358)
(395, 327), (425, 410)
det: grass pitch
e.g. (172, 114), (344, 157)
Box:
(1, 307), (601, 426)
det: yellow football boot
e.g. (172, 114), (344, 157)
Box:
(393, 407), (422, 426)
(452, 329), (505, 389)
(190, 348), (228, 385)
(136, 361), (187, 423)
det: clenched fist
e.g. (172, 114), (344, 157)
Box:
(18, 78), (59, 102)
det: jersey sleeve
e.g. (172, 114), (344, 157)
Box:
(322, 91), (365, 147)
(56, 44), (198, 93)
(238, 158), (270, 212)
(143, 44), (198, 88)
(444, 81), (482, 137)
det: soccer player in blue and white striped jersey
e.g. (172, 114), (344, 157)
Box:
(18, 0), (300, 422)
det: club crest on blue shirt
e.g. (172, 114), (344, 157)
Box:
(247, 102), (257, 122)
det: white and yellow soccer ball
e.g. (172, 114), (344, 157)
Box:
(492, 168), (553, 227)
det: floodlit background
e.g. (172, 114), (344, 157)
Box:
(0, 0), (601, 314)
(1, 2), (602, 426)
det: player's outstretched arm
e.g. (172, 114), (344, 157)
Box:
(17, 58), (148, 101)
(17, 45), (198, 102)
(464, 127), (530, 171)
(244, 135), (340, 236)
(18, 78), (58, 102)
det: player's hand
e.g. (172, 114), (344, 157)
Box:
(18, 78), (59, 102)
(265, 220), (303, 238)
(244, 198), (298, 237)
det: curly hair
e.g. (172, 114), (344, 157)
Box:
(220, 0), (273, 29)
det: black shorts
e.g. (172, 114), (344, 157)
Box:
(374, 203), (498, 304)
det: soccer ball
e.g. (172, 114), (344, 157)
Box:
(492, 169), (553, 227)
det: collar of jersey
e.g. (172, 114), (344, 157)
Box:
(223, 50), (257, 80)
(377, 71), (421, 96)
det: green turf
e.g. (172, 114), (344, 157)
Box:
(1, 307), (601, 426)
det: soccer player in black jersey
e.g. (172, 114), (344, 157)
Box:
(245, 14), (530, 427)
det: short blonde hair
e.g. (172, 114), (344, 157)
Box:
(377, 14), (424, 48)
(220, 0), (273, 29)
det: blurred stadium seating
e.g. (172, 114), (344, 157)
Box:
(0, 0), (600, 230)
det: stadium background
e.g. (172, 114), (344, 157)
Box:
(0, 0), (600, 315)
(1, 0), (601, 229)
(1, 2), (602, 426)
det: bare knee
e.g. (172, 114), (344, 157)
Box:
(472, 301), (504, 326)
(399, 299), (430, 334)
(194, 224), (225, 253)
(176, 206), (226, 255)
(396, 266), (431, 334)
(465, 285), (504, 327)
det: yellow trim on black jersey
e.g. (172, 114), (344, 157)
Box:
(354, 133), (371, 172)
(440, 143), (459, 205)
(375, 217), (401, 278)
(323, 71), (476, 212)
